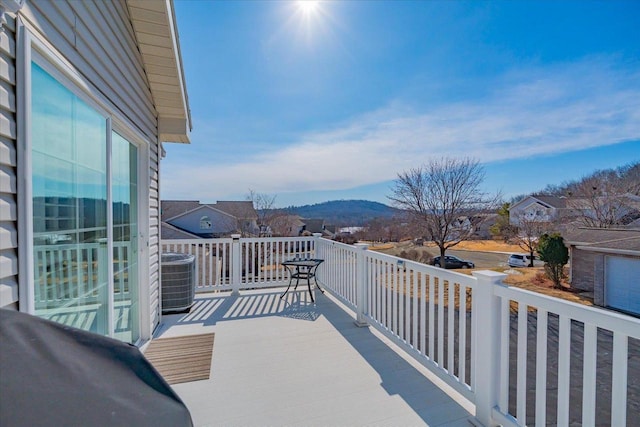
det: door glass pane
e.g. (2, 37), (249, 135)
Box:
(31, 62), (109, 336)
(112, 132), (139, 343)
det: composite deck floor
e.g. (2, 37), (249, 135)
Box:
(155, 288), (476, 427)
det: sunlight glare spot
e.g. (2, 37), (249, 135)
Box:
(298, 0), (319, 15)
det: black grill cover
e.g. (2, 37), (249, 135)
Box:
(0, 309), (192, 427)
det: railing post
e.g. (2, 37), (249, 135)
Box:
(312, 233), (322, 258)
(354, 242), (369, 327)
(472, 270), (507, 427)
(231, 234), (241, 296)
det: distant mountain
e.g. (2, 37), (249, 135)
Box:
(278, 200), (402, 226)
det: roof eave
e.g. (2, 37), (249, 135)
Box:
(126, 0), (192, 144)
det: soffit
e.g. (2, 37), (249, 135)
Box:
(126, 0), (191, 143)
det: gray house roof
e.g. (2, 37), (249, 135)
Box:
(302, 219), (325, 234)
(564, 228), (640, 253)
(511, 195), (567, 210)
(162, 200), (259, 222)
(161, 222), (201, 239)
(161, 200), (201, 221)
(533, 195), (567, 208)
(213, 201), (258, 220)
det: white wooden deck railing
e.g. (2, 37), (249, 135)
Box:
(316, 239), (478, 403)
(161, 235), (639, 427)
(161, 235), (316, 293)
(34, 241), (131, 308)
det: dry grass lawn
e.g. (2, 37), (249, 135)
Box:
(445, 240), (523, 253)
(501, 267), (593, 306)
(364, 240), (593, 307)
(368, 239), (525, 254)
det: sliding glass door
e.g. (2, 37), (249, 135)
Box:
(112, 132), (139, 343)
(30, 61), (141, 343)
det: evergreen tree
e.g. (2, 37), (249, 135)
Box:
(537, 233), (569, 289)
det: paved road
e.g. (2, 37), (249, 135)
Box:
(448, 249), (511, 269)
(418, 247), (513, 269)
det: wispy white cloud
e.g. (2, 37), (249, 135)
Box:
(163, 57), (640, 200)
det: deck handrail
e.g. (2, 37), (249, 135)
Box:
(161, 235), (639, 426)
(34, 241), (132, 308)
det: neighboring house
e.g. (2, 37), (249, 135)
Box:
(266, 214), (305, 237)
(161, 200), (259, 238)
(509, 195), (568, 226)
(301, 218), (335, 238)
(161, 222), (200, 240)
(510, 194), (640, 228)
(214, 201), (259, 236)
(0, 0), (191, 346)
(471, 213), (499, 239)
(438, 214), (496, 240)
(564, 228), (640, 317)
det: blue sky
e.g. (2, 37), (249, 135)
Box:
(164, 1), (640, 208)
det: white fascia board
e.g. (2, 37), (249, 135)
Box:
(574, 245), (640, 257)
(127, 0), (192, 143)
(509, 196), (536, 211)
(166, 0), (191, 131)
(158, 116), (190, 143)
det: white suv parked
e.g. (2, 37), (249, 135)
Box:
(508, 254), (534, 267)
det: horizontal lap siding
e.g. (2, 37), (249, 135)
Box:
(20, 1), (162, 331)
(24, 0), (157, 139)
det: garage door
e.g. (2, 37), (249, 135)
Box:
(605, 256), (640, 316)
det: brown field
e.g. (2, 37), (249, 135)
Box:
(443, 240), (523, 253)
(455, 266), (593, 307)
(502, 267), (593, 306)
(368, 239), (524, 254)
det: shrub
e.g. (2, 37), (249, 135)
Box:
(537, 233), (569, 289)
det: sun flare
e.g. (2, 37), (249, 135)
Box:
(297, 0), (319, 15)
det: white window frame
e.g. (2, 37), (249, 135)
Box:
(16, 20), (152, 343)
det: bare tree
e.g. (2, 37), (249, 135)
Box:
(246, 189), (278, 236)
(619, 162), (640, 196)
(568, 174), (639, 228)
(510, 212), (550, 266)
(214, 200), (259, 237)
(490, 202), (517, 241)
(389, 158), (499, 268)
(268, 213), (302, 237)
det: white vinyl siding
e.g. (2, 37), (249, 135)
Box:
(15, 0), (162, 334)
(0, 15), (18, 309)
(21, 0), (156, 139)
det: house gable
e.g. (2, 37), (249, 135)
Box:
(166, 205), (238, 236)
(509, 196), (556, 224)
